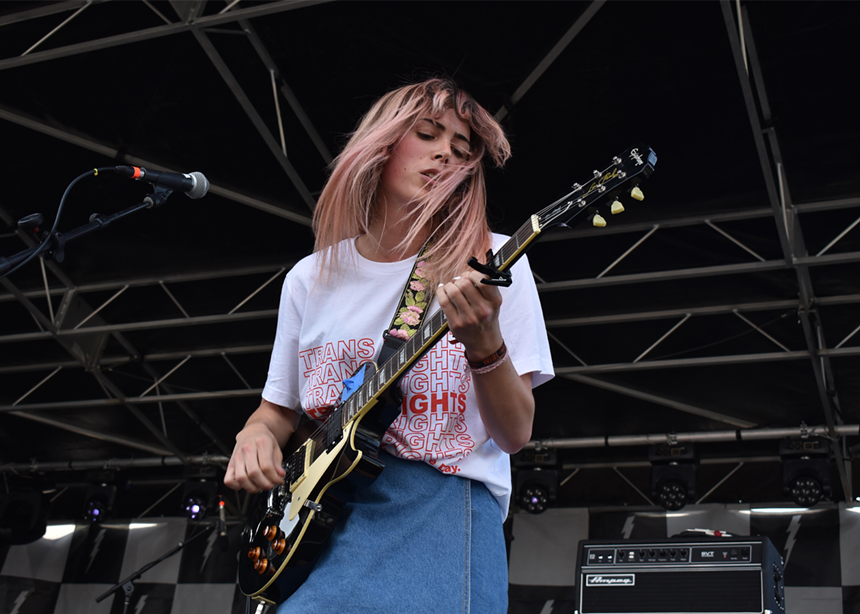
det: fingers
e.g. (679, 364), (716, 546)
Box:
(438, 271), (500, 321)
(437, 270), (503, 354)
(224, 426), (286, 493)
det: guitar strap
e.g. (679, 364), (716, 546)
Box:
(377, 242), (434, 365)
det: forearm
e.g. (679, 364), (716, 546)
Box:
(225, 398), (300, 492)
(471, 359), (535, 454)
(244, 398), (300, 447)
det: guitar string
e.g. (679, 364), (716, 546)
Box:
(285, 152), (644, 477)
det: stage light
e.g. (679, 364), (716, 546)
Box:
(182, 480), (217, 520)
(780, 437), (831, 507)
(649, 444), (697, 511)
(513, 449), (558, 514)
(83, 484), (116, 523)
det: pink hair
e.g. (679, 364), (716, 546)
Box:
(312, 78), (511, 285)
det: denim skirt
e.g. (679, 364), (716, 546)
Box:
(276, 452), (508, 614)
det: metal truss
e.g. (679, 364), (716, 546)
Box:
(0, 1), (857, 504)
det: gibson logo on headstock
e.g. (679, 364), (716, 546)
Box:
(587, 167), (620, 194)
(629, 148), (644, 166)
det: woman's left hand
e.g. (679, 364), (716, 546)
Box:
(436, 269), (504, 363)
(436, 268), (534, 453)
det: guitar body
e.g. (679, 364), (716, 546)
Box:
(238, 363), (403, 603)
(237, 144), (657, 606)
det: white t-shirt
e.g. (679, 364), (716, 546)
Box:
(262, 234), (554, 519)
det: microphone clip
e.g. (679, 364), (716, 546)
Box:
(144, 185), (175, 209)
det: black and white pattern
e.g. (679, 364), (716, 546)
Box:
(509, 503), (859, 614)
(1, 503), (856, 613)
(1, 519), (246, 614)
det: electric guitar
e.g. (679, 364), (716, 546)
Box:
(237, 144), (658, 604)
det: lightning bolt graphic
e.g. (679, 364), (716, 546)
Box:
(134, 594), (148, 614)
(86, 527), (107, 573)
(9, 589), (32, 614)
(201, 526), (217, 573)
(621, 515), (635, 539)
(784, 514), (801, 569)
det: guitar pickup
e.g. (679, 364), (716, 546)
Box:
(288, 440), (313, 492)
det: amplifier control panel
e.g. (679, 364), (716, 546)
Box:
(585, 542), (756, 566)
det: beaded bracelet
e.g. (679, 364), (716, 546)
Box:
(470, 352), (510, 375)
(466, 341), (508, 373)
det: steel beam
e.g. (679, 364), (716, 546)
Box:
(0, 106), (313, 225)
(722, 0), (851, 501)
(0, 0), (330, 71)
(0, 309), (278, 345)
(495, 0), (606, 121)
(191, 27), (317, 211)
(526, 424), (859, 451)
(563, 374), (756, 428)
(0, 388), (264, 413)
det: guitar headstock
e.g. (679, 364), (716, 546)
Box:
(537, 144), (656, 231)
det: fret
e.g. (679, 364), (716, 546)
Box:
(311, 143), (653, 459)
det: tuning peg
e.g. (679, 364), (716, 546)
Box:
(592, 214), (607, 227)
(610, 200), (625, 215)
(631, 187), (644, 201)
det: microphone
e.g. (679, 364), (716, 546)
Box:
(217, 498), (229, 552)
(115, 165), (209, 199)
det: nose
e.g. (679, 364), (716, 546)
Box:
(434, 140), (452, 162)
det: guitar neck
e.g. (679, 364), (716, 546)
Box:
(296, 143), (656, 470)
(340, 221), (541, 420)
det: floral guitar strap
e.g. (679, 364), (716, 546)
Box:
(377, 242), (434, 365)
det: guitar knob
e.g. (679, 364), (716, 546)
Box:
(273, 538), (288, 555)
(610, 200), (625, 215)
(592, 214), (607, 228)
(631, 187), (644, 201)
(254, 558), (269, 574)
(247, 546), (261, 561)
(264, 525), (278, 541)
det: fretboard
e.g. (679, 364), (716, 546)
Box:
(292, 221), (541, 472)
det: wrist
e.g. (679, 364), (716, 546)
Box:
(465, 340), (508, 373)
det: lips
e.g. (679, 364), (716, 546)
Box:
(420, 169), (443, 184)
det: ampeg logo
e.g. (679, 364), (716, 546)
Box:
(586, 574), (635, 587)
(629, 148), (644, 166)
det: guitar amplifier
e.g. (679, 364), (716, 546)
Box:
(574, 536), (784, 614)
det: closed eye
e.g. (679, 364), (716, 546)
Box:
(416, 129), (470, 161)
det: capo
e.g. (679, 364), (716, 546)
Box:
(468, 252), (512, 287)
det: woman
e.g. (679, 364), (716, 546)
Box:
(225, 78), (554, 613)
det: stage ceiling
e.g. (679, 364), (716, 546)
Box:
(1, 0), (859, 521)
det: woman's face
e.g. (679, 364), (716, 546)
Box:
(378, 107), (472, 209)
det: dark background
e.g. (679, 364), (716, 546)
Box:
(1, 0), (859, 524)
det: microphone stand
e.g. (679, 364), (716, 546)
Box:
(95, 520), (217, 614)
(0, 186), (172, 277)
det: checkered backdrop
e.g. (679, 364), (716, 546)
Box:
(0, 503), (857, 613)
(508, 502), (860, 614)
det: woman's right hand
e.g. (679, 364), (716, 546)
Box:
(224, 400), (298, 492)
